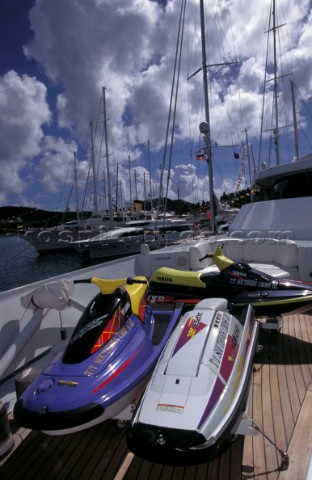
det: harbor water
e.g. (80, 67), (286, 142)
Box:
(0, 234), (103, 292)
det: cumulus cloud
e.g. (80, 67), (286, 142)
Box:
(0, 70), (51, 196)
(37, 136), (78, 192)
(0, 0), (311, 208)
(24, 0), (160, 136)
(0, 70), (83, 207)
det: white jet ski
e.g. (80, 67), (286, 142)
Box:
(126, 298), (260, 464)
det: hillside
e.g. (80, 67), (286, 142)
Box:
(0, 198), (197, 229)
(0, 206), (78, 228)
(0, 191), (249, 229)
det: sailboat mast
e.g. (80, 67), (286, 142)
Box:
(272, 0), (280, 165)
(291, 80), (299, 161)
(90, 121), (99, 215)
(128, 155), (132, 204)
(244, 129), (252, 189)
(115, 162), (119, 213)
(73, 151), (80, 223)
(144, 172), (147, 210)
(148, 140), (153, 210)
(134, 168), (138, 200)
(102, 86), (114, 230)
(200, 0), (215, 232)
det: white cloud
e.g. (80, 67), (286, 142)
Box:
(0, 70), (51, 196)
(24, 0), (160, 136)
(37, 136), (78, 192)
(1, 0), (311, 208)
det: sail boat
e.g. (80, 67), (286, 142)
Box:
(22, 121), (106, 254)
(22, 87), (138, 255)
(257, 0), (306, 169)
(185, 0), (242, 233)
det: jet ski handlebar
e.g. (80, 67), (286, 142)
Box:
(199, 243), (226, 263)
(126, 277), (148, 285)
(74, 279), (93, 284)
(199, 253), (212, 262)
(74, 276), (148, 294)
(198, 244), (234, 272)
(74, 277), (148, 285)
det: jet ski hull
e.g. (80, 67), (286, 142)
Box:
(149, 249), (312, 314)
(127, 298), (260, 463)
(14, 277), (185, 435)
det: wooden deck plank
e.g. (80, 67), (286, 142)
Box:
(283, 318), (302, 422)
(183, 464), (197, 480)
(1, 430), (52, 479)
(218, 443), (232, 479)
(123, 455), (145, 480)
(124, 455), (161, 480)
(278, 384), (312, 480)
(194, 461), (209, 479)
(269, 357), (287, 462)
(29, 434), (75, 480)
(42, 425), (108, 480)
(268, 330), (289, 479)
(297, 315), (312, 385)
(241, 369), (255, 477)
(169, 464), (185, 480)
(290, 315), (307, 404)
(259, 336), (279, 479)
(229, 438), (244, 480)
(60, 426), (107, 480)
(146, 462), (166, 480)
(250, 357), (267, 478)
(276, 322), (296, 444)
(88, 424), (128, 480)
(102, 436), (129, 480)
(43, 428), (103, 480)
(241, 312), (312, 480)
(133, 459), (155, 480)
(205, 454), (220, 479)
(157, 464), (175, 480)
(68, 427), (111, 479)
(114, 452), (135, 480)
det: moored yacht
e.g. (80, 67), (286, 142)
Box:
(70, 226), (153, 259)
(130, 154), (312, 283)
(229, 153), (312, 242)
(226, 153), (312, 281)
(70, 219), (195, 260)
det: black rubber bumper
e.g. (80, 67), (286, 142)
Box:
(13, 399), (104, 431)
(125, 422), (218, 465)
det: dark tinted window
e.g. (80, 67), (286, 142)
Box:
(252, 171), (312, 202)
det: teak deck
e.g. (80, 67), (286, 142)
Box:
(1, 305), (312, 480)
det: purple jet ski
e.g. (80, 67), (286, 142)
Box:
(13, 276), (185, 435)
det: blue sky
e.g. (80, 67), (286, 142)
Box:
(0, 1), (35, 74)
(0, 0), (311, 212)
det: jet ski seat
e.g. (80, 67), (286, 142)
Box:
(189, 238), (299, 279)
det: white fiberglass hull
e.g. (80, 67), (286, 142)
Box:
(127, 298), (260, 463)
(73, 237), (154, 259)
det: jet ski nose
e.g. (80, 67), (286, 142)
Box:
(127, 422), (204, 453)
